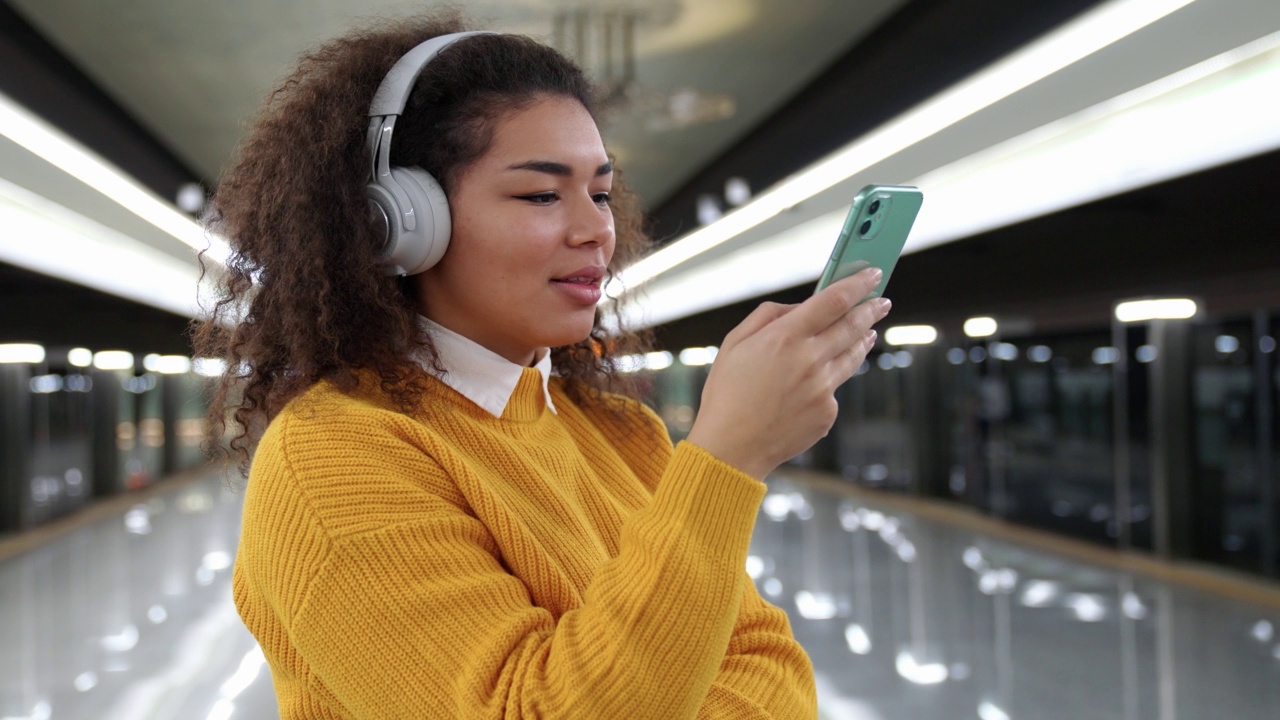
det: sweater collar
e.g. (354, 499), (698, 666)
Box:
(416, 315), (557, 418)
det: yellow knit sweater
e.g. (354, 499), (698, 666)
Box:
(233, 367), (817, 719)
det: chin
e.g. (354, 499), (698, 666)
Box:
(544, 318), (597, 350)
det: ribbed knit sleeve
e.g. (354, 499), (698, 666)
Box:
(234, 389), (796, 719)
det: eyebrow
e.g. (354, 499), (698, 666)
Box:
(506, 160), (614, 177)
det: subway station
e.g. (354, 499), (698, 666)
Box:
(2, 0), (1279, 718)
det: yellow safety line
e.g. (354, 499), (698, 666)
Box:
(0, 464), (229, 564)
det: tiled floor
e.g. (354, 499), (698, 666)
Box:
(3, 468), (1279, 719)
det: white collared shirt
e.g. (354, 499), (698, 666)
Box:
(417, 316), (557, 418)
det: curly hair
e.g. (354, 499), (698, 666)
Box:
(193, 12), (653, 471)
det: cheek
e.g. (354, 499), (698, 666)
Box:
(451, 211), (558, 287)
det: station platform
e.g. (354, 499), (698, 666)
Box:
(2, 466), (1278, 720)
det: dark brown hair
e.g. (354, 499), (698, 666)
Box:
(193, 12), (653, 471)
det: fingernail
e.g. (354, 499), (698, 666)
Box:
(868, 330), (878, 345)
(878, 297), (893, 313)
(870, 268), (884, 283)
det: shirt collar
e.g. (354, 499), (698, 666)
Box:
(417, 315), (557, 418)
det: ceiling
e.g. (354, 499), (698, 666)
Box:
(4, 0), (1278, 359)
(2, 0), (905, 208)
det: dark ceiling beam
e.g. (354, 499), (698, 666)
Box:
(0, 0), (203, 201)
(0, 261), (193, 355)
(647, 0), (1108, 242)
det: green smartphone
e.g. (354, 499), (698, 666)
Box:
(813, 184), (923, 300)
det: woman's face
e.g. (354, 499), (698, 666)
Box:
(416, 95), (615, 366)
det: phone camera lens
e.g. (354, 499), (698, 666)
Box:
(868, 200), (881, 214)
(859, 219), (873, 235)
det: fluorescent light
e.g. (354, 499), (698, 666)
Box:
(990, 343), (1019, 361)
(0, 177), (206, 317)
(964, 317), (999, 338)
(67, 347), (93, 367)
(908, 31), (1280, 253)
(678, 346), (719, 366)
(193, 357), (228, 378)
(613, 351), (674, 373)
(644, 351), (674, 371)
(0, 343), (45, 364)
(1115, 298), (1198, 322)
(614, 19), (1280, 331)
(93, 350), (135, 370)
(884, 325), (938, 346)
(1028, 345), (1053, 363)
(612, 0), (1197, 293)
(1093, 347), (1121, 365)
(29, 374), (63, 394)
(0, 90), (229, 266)
(145, 354), (193, 374)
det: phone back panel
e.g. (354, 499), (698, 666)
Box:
(815, 185), (923, 300)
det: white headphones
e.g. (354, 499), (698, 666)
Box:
(366, 31), (494, 276)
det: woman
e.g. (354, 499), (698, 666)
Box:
(200, 13), (890, 719)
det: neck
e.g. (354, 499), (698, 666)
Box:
(421, 312), (539, 367)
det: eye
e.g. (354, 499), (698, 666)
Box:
(593, 192), (612, 205)
(518, 192), (558, 205)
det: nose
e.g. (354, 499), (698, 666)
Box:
(567, 193), (614, 248)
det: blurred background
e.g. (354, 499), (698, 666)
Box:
(1, 0), (1278, 718)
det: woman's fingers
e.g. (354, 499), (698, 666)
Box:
(829, 329), (878, 385)
(686, 266), (893, 480)
(813, 296), (891, 363)
(779, 267), (883, 340)
(721, 301), (797, 352)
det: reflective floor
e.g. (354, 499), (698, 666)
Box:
(0, 474), (277, 720)
(2, 469), (1279, 720)
(759, 472), (1280, 720)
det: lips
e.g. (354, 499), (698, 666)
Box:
(551, 266), (606, 305)
(551, 266), (605, 285)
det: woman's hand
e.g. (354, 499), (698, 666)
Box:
(685, 267), (892, 480)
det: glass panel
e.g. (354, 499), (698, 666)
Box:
(1267, 314), (1279, 578)
(652, 361), (699, 443)
(1122, 324), (1154, 551)
(836, 351), (912, 492)
(1006, 330), (1118, 548)
(943, 343), (986, 507)
(172, 373), (211, 473)
(1191, 319), (1261, 572)
(26, 365), (94, 526)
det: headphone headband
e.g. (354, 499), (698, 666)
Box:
(365, 31), (495, 276)
(369, 31), (496, 118)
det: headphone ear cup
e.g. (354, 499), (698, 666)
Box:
(368, 166), (451, 276)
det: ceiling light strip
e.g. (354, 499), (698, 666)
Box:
(613, 0), (1197, 293)
(0, 177), (203, 317)
(616, 37), (1280, 329)
(0, 90), (230, 266)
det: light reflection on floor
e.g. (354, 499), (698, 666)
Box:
(4, 468), (1280, 719)
(759, 472), (1280, 720)
(0, 473), (277, 720)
